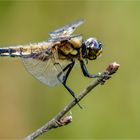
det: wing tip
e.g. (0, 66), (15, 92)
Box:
(70, 19), (85, 26)
(49, 19), (85, 38)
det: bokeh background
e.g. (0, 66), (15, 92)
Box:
(0, 0), (140, 139)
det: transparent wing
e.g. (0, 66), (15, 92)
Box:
(22, 52), (71, 87)
(49, 19), (85, 39)
(48, 34), (82, 43)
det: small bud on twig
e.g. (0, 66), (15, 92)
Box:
(59, 116), (72, 125)
(106, 62), (120, 75)
(98, 62), (120, 85)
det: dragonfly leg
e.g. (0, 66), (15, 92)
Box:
(57, 60), (75, 83)
(57, 61), (83, 109)
(63, 82), (83, 109)
(80, 60), (99, 78)
(62, 61), (75, 83)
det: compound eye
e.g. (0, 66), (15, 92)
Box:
(85, 38), (95, 48)
(98, 42), (102, 49)
(89, 39), (99, 50)
(92, 40), (102, 50)
(92, 40), (98, 48)
(85, 38), (102, 50)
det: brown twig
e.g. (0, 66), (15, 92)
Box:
(24, 62), (120, 140)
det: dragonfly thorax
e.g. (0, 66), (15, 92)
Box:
(83, 38), (103, 60)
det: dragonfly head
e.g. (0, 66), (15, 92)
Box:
(84, 38), (103, 60)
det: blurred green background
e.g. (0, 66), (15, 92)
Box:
(0, 0), (140, 139)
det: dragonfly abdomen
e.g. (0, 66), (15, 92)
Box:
(0, 48), (16, 56)
(0, 47), (19, 57)
(0, 42), (51, 58)
(0, 46), (31, 57)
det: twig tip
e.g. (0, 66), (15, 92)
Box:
(106, 62), (120, 75)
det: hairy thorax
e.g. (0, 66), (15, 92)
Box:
(56, 37), (82, 60)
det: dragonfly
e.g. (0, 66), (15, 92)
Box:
(0, 19), (103, 108)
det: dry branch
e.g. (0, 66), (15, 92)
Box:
(24, 62), (120, 140)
